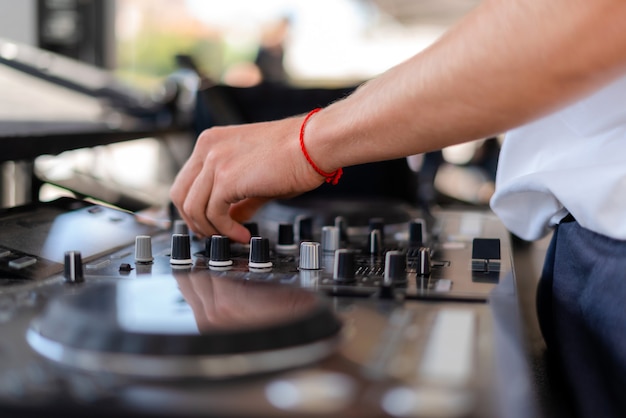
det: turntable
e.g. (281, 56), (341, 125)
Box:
(0, 196), (536, 418)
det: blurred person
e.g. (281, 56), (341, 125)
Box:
(254, 16), (291, 84)
(170, 1), (626, 417)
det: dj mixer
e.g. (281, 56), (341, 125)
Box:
(0, 196), (535, 418)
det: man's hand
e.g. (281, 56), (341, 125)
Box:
(169, 117), (324, 243)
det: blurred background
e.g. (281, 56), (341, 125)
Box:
(0, 0), (497, 212)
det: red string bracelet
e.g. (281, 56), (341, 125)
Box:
(299, 108), (343, 185)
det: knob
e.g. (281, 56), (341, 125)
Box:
(366, 218), (385, 254)
(297, 216), (314, 241)
(333, 249), (356, 283)
(134, 235), (154, 263)
(204, 236), (212, 257)
(244, 222), (259, 237)
(368, 229), (383, 256)
(64, 251), (84, 283)
(299, 241), (321, 270)
(369, 218), (385, 232)
(276, 224), (298, 253)
(321, 226), (340, 253)
(334, 216), (349, 244)
(173, 219), (189, 235)
(409, 219), (426, 248)
(249, 237), (273, 269)
(418, 247), (431, 276)
(384, 251), (407, 285)
(170, 234), (192, 266)
(209, 235), (233, 269)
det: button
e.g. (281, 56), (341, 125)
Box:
(9, 256), (37, 270)
(471, 238), (501, 273)
(85, 259), (111, 270)
(119, 263), (133, 273)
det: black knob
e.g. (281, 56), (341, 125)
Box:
(243, 222), (259, 237)
(64, 251), (84, 283)
(369, 217), (384, 234)
(333, 249), (356, 283)
(249, 237), (272, 269)
(409, 219), (425, 248)
(209, 235), (233, 269)
(204, 236), (212, 257)
(170, 234), (192, 266)
(384, 251), (407, 285)
(276, 223), (298, 253)
(334, 216), (349, 244)
(297, 216), (314, 241)
(173, 220), (189, 235)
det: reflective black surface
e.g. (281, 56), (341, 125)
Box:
(29, 274), (342, 356)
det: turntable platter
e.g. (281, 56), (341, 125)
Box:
(26, 274), (342, 379)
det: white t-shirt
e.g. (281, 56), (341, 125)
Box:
(490, 75), (626, 241)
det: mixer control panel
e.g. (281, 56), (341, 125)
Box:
(0, 197), (530, 418)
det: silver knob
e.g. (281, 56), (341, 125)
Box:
(321, 226), (340, 253)
(299, 241), (320, 270)
(135, 235), (154, 263)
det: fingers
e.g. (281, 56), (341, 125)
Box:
(170, 156), (253, 243)
(205, 189), (252, 244)
(229, 197), (271, 223)
(181, 161), (217, 237)
(169, 119), (311, 244)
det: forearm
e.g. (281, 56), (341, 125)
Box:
(305, 0), (626, 172)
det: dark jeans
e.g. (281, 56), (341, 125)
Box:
(537, 219), (626, 418)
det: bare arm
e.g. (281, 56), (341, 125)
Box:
(170, 0), (626, 241)
(307, 0), (626, 171)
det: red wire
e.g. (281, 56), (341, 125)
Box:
(299, 108), (343, 185)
